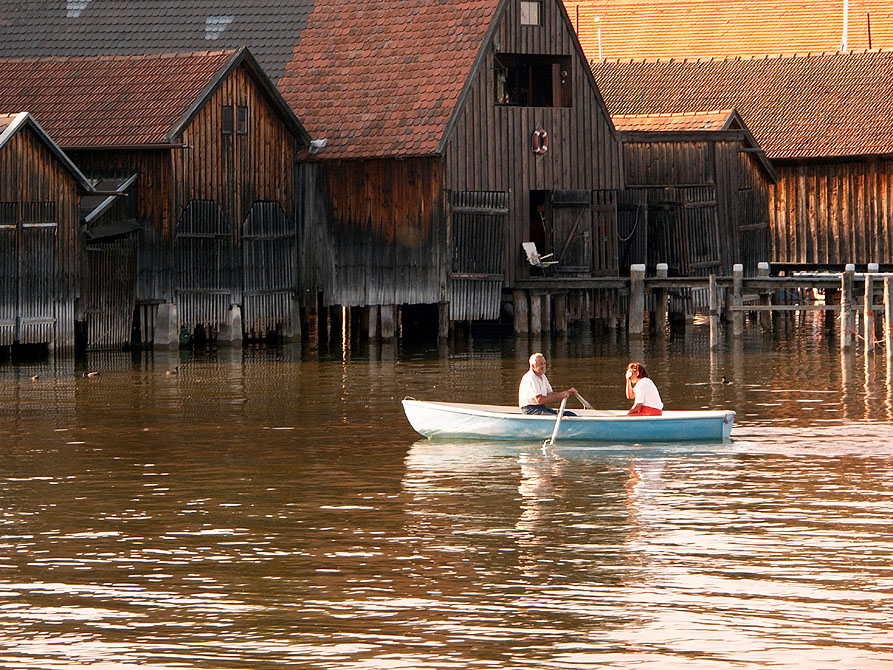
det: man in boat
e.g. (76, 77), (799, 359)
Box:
(518, 353), (578, 415)
(625, 362), (663, 416)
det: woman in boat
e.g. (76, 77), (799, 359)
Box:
(625, 362), (663, 416)
(519, 352), (578, 416)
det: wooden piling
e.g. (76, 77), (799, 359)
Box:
(380, 304), (396, 340)
(437, 302), (449, 340)
(732, 263), (744, 336)
(629, 264), (645, 335)
(841, 265), (855, 349)
(542, 292), (552, 334)
(709, 273), (720, 348)
(513, 290), (529, 334)
(885, 277), (893, 360)
(654, 263), (668, 334)
(530, 294), (542, 335)
(366, 305), (379, 340)
(554, 293), (568, 333)
(757, 262), (771, 331)
(864, 271), (875, 353)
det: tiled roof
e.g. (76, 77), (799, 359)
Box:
(564, 0), (893, 62)
(592, 50), (893, 160)
(0, 51), (236, 147)
(612, 109), (736, 132)
(278, 0), (500, 159)
(0, 0), (503, 160)
(0, 114), (17, 134)
(0, 1), (315, 82)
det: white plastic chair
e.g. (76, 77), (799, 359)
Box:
(522, 241), (559, 273)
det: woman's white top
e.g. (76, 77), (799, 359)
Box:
(633, 377), (663, 409)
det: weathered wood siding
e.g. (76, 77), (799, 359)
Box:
(770, 159), (893, 267)
(443, 0), (621, 287)
(71, 149), (170, 303)
(738, 151), (771, 271)
(620, 133), (772, 273)
(315, 157), (446, 307)
(0, 124), (80, 349)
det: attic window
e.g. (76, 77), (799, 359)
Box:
(236, 106), (249, 134)
(495, 54), (572, 107)
(205, 14), (234, 40)
(222, 105), (234, 135)
(66, 0), (91, 18)
(520, 1), (542, 26)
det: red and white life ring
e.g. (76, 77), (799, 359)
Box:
(532, 125), (548, 155)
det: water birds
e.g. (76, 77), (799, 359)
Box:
(82, 370), (100, 378)
(166, 366), (179, 376)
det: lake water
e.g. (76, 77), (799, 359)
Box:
(1, 315), (892, 669)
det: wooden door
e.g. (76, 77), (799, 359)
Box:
(241, 201), (296, 336)
(550, 190), (592, 273)
(84, 237), (137, 350)
(679, 186), (721, 275)
(0, 201), (56, 345)
(174, 200), (233, 331)
(448, 191), (507, 321)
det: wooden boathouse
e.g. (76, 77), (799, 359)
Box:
(0, 48), (310, 350)
(592, 49), (893, 272)
(278, 0), (623, 335)
(0, 112), (93, 351)
(611, 109), (777, 276)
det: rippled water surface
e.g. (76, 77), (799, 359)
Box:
(1, 319), (892, 668)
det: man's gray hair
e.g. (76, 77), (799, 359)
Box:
(529, 352), (544, 366)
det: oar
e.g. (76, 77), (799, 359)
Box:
(574, 392), (593, 410)
(544, 396), (569, 449)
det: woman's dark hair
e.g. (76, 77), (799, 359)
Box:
(629, 362), (648, 378)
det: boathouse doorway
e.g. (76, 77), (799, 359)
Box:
(174, 200), (234, 335)
(0, 201), (57, 346)
(241, 201), (297, 338)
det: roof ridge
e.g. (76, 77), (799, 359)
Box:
(0, 49), (237, 65)
(593, 47), (893, 67)
(612, 108), (734, 118)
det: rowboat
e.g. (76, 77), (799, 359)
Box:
(402, 398), (735, 442)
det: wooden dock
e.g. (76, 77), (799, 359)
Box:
(512, 262), (893, 356)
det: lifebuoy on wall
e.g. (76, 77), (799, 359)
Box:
(532, 125), (548, 155)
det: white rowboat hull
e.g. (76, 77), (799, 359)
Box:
(402, 399), (735, 442)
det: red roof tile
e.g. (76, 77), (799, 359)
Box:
(565, 0), (893, 61)
(0, 50), (235, 147)
(612, 109), (736, 132)
(278, 0), (500, 159)
(592, 50), (893, 159)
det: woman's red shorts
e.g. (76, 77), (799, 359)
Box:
(629, 406), (662, 416)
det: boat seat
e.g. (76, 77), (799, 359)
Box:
(522, 241), (559, 275)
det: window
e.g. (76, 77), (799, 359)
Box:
(494, 54), (571, 107)
(222, 105), (234, 135)
(520, 1), (542, 26)
(236, 106), (249, 134)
